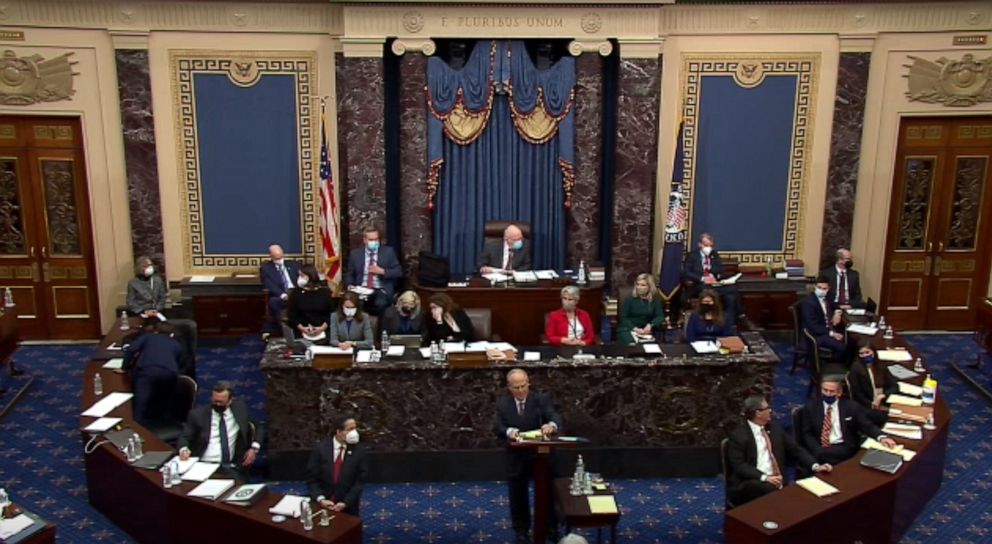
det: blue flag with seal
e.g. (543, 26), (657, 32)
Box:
(659, 120), (688, 302)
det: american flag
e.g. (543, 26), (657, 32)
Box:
(319, 103), (341, 293)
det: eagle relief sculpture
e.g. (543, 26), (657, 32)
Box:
(0, 50), (78, 106)
(905, 53), (992, 107)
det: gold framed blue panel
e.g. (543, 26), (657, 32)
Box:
(680, 53), (819, 265)
(170, 50), (318, 273)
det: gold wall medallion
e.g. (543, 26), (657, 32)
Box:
(905, 53), (992, 107)
(226, 58), (262, 87)
(0, 49), (78, 106)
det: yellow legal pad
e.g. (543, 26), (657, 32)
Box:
(587, 495), (619, 514)
(796, 476), (839, 498)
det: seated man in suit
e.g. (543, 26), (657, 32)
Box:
(494, 368), (562, 544)
(178, 381), (263, 476)
(306, 414), (370, 516)
(479, 224), (532, 274)
(800, 276), (857, 365)
(681, 233), (748, 329)
(819, 248), (863, 309)
(260, 244), (301, 335)
(799, 376), (896, 465)
(726, 395), (831, 506)
(345, 227), (403, 316)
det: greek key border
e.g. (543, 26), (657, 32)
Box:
(170, 50), (317, 273)
(681, 53), (820, 265)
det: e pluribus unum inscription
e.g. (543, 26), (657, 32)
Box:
(441, 15), (565, 29)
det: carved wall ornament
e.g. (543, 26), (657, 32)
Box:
(905, 54), (992, 107)
(402, 11), (425, 34)
(390, 38), (436, 56)
(0, 50), (78, 106)
(567, 40), (613, 57)
(580, 12), (603, 34)
(733, 61), (766, 88)
(226, 58), (262, 87)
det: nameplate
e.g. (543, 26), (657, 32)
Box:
(311, 354), (353, 369)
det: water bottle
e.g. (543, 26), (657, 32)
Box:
(877, 315), (886, 329)
(922, 374), (937, 405)
(119, 310), (129, 330)
(125, 438), (137, 462)
(301, 499), (313, 531)
(913, 357), (925, 373)
(132, 432), (144, 458)
(0, 487), (9, 515)
(577, 260), (587, 285)
(162, 464), (173, 488)
(3, 287), (13, 307)
(319, 508), (330, 526)
(169, 459), (182, 486)
(93, 372), (103, 396)
(381, 330), (390, 352)
(883, 325), (895, 340)
(430, 342), (439, 364)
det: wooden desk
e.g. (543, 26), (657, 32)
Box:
(737, 277), (808, 330)
(723, 334), (950, 543)
(81, 323), (362, 543)
(417, 279), (604, 345)
(554, 478), (620, 544)
(177, 277), (266, 336)
(1, 503), (55, 544)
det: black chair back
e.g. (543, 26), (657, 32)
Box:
(171, 375), (198, 423)
(720, 437), (735, 509)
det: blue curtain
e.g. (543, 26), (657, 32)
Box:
(427, 41), (575, 275)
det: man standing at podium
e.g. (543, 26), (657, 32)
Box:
(479, 224), (532, 274)
(494, 368), (562, 544)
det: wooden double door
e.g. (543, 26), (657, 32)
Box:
(0, 116), (100, 339)
(881, 117), (992, 330)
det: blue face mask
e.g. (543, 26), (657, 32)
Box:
(367, 241), (380, 252)
(511, 240), (523, 251)
(822, 395), (837, 405)
(861, 356), (874, 365)
(815, 288), (828, 299)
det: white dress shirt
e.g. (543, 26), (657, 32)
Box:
(567, 313), (585, 340)
(501, 243), (513, 270)
(201, 408), (240, 463)
(747, 420), (775, 478)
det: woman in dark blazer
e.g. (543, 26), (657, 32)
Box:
(422, 293), (475, 344)
(378, 290), (425, 336)
(286, 264), (334, 343)
(329, 292), (374, 349)
(685, 289), (737, 342)
(847, 345), (896, 426)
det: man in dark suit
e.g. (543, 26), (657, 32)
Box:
(800, 276), (856, 364)
(344, 227), (403, 316)
(260, 244), (302, 335)
(799, 376), (896, 465)
(681, 233), (746, 327)
(494, 368), (562, 544)
(178, 381), (263, 475)
(478, 224), (532, 274)
(819, 248), (864, 309)
(726, 395), (831, 506)
(306, 414), (370, 516)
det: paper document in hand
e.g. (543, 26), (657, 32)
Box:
(386, 345), (405, 357)
(690, 341), (719, 354)
(81, 392), (134, 417)
(882, 423), (923, 440)
(887, 394), (923, 407)
(83, 417), (122, 433)
(348, 285), (374, 296)
(587, 495), (618, 514)
(796, 476), (839, 497)
(878, 349), (913, 362)
(188, 479), (235, 501)
(718, 272), (743, 286)
(102, 358), (124, 369)
(0, 513), (36, 539)
(846, 323), (878, 336)
(897, 382), (924, 397)
(269, 494), (308, 517)
(181, 462), (220, 482)
(642, 343), (662, 354)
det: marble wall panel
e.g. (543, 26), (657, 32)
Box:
(612, 56), (661, 290)
(115, 50), (165, 272)
(398, 53), (431, 277)
(820, 52), (871, 270)
(569, 53), (604, 268)
(336, 54), (387, 251)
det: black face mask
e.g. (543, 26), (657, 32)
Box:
(401, 306), (414, 315)
(700, 303), (715, 315)
(844, 260), (854, 270)
(212, 404), (227, 414)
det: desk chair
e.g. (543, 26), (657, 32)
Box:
(464, 308), (493, 341)
(720, 437), (736, 510)
(483, 220), (532, 244)
(147, 375), (197, 447)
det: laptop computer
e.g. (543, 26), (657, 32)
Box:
(280, 323), (310, 355)
(390, 334), (423, 348)
(132, 451), (173, 470)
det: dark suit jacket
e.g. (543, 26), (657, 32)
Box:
(477, 240), (532, 271)
(344, 245), (403, 299)
(799, 398), (883, 454)
(800, 292), (836, 338)
(379, 306), (424, 336)
(306, 439), (370, 516)
(260, 260), (302, 298)
(726, 421), (816, 489)
(493, 392), (562, 476)
(681, 249), (727, 284)
(819, 266), (864, 308)
(177, 399), (262, 463)
(847, 360), (895, 411)
(422, 309), (476, 344)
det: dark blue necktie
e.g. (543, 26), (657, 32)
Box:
(218, 413), (231, 465)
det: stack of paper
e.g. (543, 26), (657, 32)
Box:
(82, 417), (122, 433)
(882, 422), (923, 440)
(897, 382), (924, 397)
(878, 349), (913, 362)
(418, 347), (432, 359)
(690, 341), (719, 354)
(862, 437), (917, 461)
(845, 308), (868, 316)
(642, 344), (662, 354)
(188, 275), (215, 283)
(512, 271), (537, 282)
(887, 394), (923, 407)
(482, 272), (511, 283)
(181, 462), (220, 482)
(888, 365), (920, 380)
(187, 479), (235, 500)
(0, 514), (36, 539)
(307, 345), (353, 356)
(796, 476), (839, 497)
(81, 392), (134, 417)
(888, 404), (932, 424)
(269, 494), (308, 517)
(442, 342), (466, 353)
(523, 351), (542, 362)
(535, 270), (559, 280)
(102, 358), (124, 369)
(587, 495), (618, 514)
(386, 345), (405, 357)
(846, 323), (879, 336)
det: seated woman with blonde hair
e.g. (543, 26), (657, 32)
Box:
(379, 290), (424, 336)
(545, 285), (595, 346)
(617, 273), (665, 345)
(685, 288), (737, 343)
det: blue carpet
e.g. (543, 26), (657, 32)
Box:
(1, 334), (990, 543)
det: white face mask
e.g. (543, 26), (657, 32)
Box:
(297, 277), (308, 288)
(701, 246), (713, 257)
(343, 307), (357, 318)
(143, 266), (154, 277)
(345, 429), (359, 445)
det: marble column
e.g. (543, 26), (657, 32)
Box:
(569, 53), (604, 268)
(336, 54), (386, 250)
(115, 50), (165, 272)
(611, 56), (661, 290)
(819, 52), (871, 270)
(398, 53), (431, 277)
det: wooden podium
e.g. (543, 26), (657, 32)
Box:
(508, 437), (582, 544)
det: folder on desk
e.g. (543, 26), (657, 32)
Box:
(188, 479), (235, 501)
(860, 449), (903, 474)
(587, 495), (618, 514)
(887, 394), (923, 407)
(796, 476), (839, 498)
(897, 382), (923, 397)
(878, 349), (913, 362)
(888, 403), (932, 423)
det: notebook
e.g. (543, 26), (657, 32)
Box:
(131, 451), (173, 470)
(860, 449), (903, 474)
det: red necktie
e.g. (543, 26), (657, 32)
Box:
(761, 428), (781, 478)
(820, 406), (833, 447)
(333, 447), (345, 483)
(838, 271), (848, 305)
(366, 253), (376, 288)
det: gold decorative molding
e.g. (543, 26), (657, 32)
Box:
(341, 38), (386, 58)
(567, 40), (613, 57)
(390, 38), (436, 57)
(905, 53), (992, 107)
(0, 49), (78, 105)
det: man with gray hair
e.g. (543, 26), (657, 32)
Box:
(558, 534), (589, 544)
(479, 224), (532, 274)
(725, 395), (831, 506)
(818, 247), (863, 309)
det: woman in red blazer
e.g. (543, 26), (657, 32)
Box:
(546, 285), (596, 346)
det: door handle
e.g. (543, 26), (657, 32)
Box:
(924, 256), (932, 276)
(42, 262), (50, 282)
(31, 262), (39, 282)
(41, 246), (47, 258)
(937, 241), (943, 252)
(934, 256), (941, 277)
(29, 246), (35, 257)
